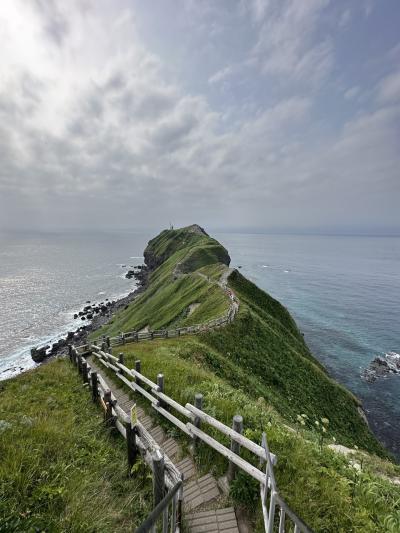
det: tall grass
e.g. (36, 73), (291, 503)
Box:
(0, 359), (151, 532)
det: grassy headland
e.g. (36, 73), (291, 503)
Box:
(1, 224), (399, 532)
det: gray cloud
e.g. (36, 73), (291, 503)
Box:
(0, 0), (399, 233)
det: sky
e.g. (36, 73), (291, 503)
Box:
(0, 0), (399, 234)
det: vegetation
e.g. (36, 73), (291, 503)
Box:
(0, 359), (151, 532)
(95, 225), (384, 455)
(2, 224), (399, 532)
(96, 338), (400, 532)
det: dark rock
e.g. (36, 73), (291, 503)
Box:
(81, 316), (86, 320)
(87, 313), (93, 319)
(74, 313), (78, 319)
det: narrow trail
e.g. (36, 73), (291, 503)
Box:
(88, 356), (240, 533)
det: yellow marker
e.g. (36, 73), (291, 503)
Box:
(131, 403), (137, 427)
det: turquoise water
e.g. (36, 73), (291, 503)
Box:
(0, 231), (399, 458)
(216, 233), (400, 459)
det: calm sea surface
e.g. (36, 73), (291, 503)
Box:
(0, 231), (399, 458)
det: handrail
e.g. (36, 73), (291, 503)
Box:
(135, 479), (182, 533)
(260, 432), (314, 533)
(81, 343), (314, 532)
(107, 287), (239, 348)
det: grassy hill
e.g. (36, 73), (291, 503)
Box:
(94, 225), (382, 454)
(2, 224), (398, 532)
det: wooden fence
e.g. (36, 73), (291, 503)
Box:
(106, 290), (239, 348)
(69, 344), (183, 532)
(73, 342), (313, 533)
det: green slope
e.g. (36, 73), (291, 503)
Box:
(94, 224), (383, 454)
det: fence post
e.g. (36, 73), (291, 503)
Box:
(193, 393), (203, 451)
(227, 415), (243, 483)
(177, 476), (183, 531)
(82, 361), (89, 384)
(152, 450), (165, 508)
(77, 353), (82, 374)
(157, 373), (167, 409)
(121, 332), (125, 345)
(135, 360), (141, 383)
(104, 390), (113, 428)
(91, 371), (98, 402)
(118, 352), (124, 367)
(125, 419), (137, 476)
(106, 336), (111, 350)
(68, 344), (73, 362)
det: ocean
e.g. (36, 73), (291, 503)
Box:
(0, 230), (399, 459)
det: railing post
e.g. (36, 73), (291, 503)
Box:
(157, 373), (167, 409)
(118, 352), (124, 367)
(193, 393), (203, 451)
(227, 415), (243, 483)
(104, 390), (113, 428)
(77, 353), (82, 374)
(82, 361), (89, 384)
(91, 371), (98, 402)
(135, 360), (141, 384)
(152, 450), (165, 507)
(125, 419), (137, 476)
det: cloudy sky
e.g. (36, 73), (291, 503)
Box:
(0, 0), (399, 233)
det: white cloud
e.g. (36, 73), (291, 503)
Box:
(208, 66), (235, 85)
(377, 71), (400, 104)
(344, 86), (360, 100)
(251, 0), (333, 86)
(339, 8), (351, 28)
(0, 0), (398, 232)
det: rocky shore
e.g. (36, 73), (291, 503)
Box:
(362, 351), (400, 383)
(30, 264), (149, 364)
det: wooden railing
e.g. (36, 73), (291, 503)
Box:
(105, 289), (240, 348)
(68, 344), (183, 532)
(79, 342), (313, 533)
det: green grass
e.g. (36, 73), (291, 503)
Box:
(5, 225), (398, 531)
(0, 359), (151, 532)
(99, 339), (400, 532)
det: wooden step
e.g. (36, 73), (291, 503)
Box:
(176, 456), (196, 481)
(184, 474), (220, 511)
(186, 507), (239, 533)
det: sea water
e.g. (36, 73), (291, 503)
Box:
(0, 230), (398, 459)
(0, 230), (151, 380)
(216, 233), (400, 459)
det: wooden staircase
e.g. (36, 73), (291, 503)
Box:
(89, 357), (240, 532)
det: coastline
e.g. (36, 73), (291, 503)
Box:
(0, 267), (148, 381)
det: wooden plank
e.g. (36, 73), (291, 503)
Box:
(115, 372), (157, 404)
(99, 397), (107, 412)
(115, 419), (127, 439)
(186, 423), (266, 485)
(186, 404), (277, 464)
(153, 391), (193, 419)
(152, 403), (191, 437)
(117, 362), (158, 390)
(112, 403), (129, 424)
